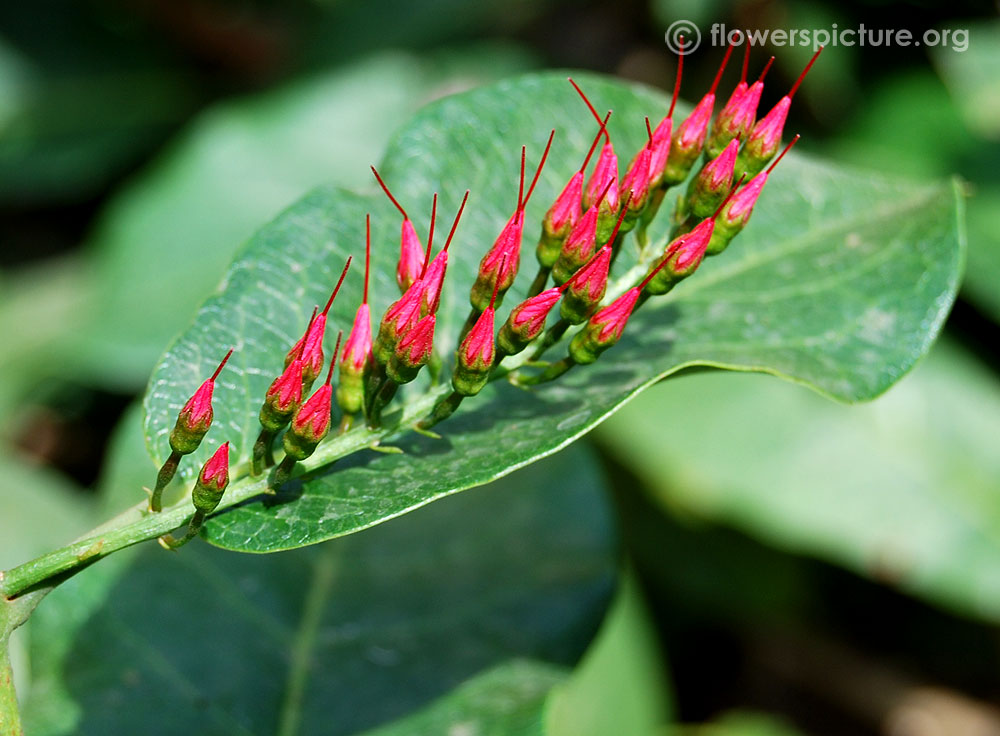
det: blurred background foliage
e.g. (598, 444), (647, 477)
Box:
(1, 0), (999, 734)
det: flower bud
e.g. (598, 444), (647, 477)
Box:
(420, 191), (468, 316)
(387, 314), (435, 385)
(660, 43), (734, 186)
(191, 442), (230, 515)
(260, 357), (305, 432)
(169, 349), (232, 455)
(569, 257), (671, 364)
(619, 118), (654, 229)
(647, 41), (684, 190)
(337, 217), (374, 416)
(471, 134), (553, 312)
(497, 287), (562, 356)
(643, 182), (741, 296)
(686, 138), (739, 219)
(709, 134), (799, 254)
(536, 113), (608, 269)
(454, 262), (502, 396)
(373, 281), (422, 365)
(285, 332), (341, 461)
(560, 244), (611, 325)
(737, 48), (821, 178)
(707, 53), (773, 159)
(372, 166), (425, 292)
(284, 258), (352, 386)
(551, 178), (613, 285)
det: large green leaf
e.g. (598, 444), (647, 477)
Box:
(143, 71), (963, 553)
(22, 433), (616, 736)
(596, 339), (1000, 622)
(359, 572), (671, 736)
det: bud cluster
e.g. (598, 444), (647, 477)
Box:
(148, 39), (820, 545)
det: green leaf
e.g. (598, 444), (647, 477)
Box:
(596, 339), (1000, 622)
(359, 572), (671, 736)
(543, 572), (671, 735)
(22, 443), (615, 736)
(358, 660), (563, 736)
(143, 70), (963, 553)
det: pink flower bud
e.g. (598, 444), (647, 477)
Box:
(741, 48), (821, 174)
(420, 190), (469, 316)
(551, 178), (613, 285)
(285, 258), (351, 385)
(191, 441), (231, 514)
(648, 42), (684, 187)
(702, 138), (739, 191)
(565, 244), (611, 307)
(170, 348), (233, 455)
(393, 314), (436, 376)
(458, 307), (495, 376)
(198, 441), (230, 492)
(374, 279), (423, 365)
(290, 332), (341, 450)
(620, 118), (655, 213)
(471, 134), (554, 312)
(340, 216), (374, 376)
(265, 358), (304, 414)
(511, 287), (561, 335)
(372, 166), (425, 292)
(559, 191), (632, 325)
(729, 135), (798, 223)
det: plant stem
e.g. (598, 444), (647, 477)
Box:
(0, 638), (21, 736)
(150, 450), (182, 512)
(530, 318), (571, 360)
(526, 266), (550, 298)
(252, 428), (276, 476)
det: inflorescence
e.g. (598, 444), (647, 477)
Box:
(150, 41), (822, 547)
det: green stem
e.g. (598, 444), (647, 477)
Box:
(271, 456), (298, 490)
(530, 318), (571, 360)
(516, 356), (577, 386)
(150, 450), (182, 512)
(526, 266), (550, 299)
(158, 510), (206, 550)
(252, 428), (276, 476)
(0, 638), (20, 736)
(421, 391), (465, 429)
